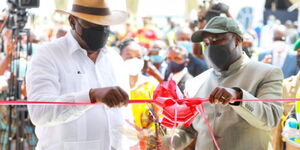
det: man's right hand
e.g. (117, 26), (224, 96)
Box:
(89, 86), (129, 108)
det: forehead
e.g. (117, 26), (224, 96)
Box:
(123, 43), (142, 54)
(168, 48), (186, 58)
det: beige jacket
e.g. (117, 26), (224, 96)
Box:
(169, 55), (284, 150)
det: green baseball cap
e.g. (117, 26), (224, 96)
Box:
(191, 16), (243, 43)
(294, 39), (300, 51)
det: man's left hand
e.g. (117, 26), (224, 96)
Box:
(209, 87), (241, 105)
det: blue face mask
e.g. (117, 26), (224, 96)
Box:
(150, 55), (164, 63)
(177, 41), (193, 53)
(167, 61), (186, 73)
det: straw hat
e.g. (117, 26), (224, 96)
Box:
(56, 0), (128, 26)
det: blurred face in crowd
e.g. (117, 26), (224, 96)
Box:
(242, 33), (255, 58)
(197, 11), (206, 29)
(121, 42), (144, 76)
(273, 30), (286, 41)
(148, 49), (165, 69)
(202, 32), (242, 71)
(176, 31), (190, 41)
(69, 15), (110, 51)
(242, 40), (253, 58)
(167, 47), (188, 73)
(272, 26), (287, 54)
(149, 41), (167, 69)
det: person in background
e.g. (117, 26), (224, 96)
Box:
(0, 27), (38, 149)
(148, 40), (168, 78)
(176, 27), (208, 77)
(55, 28), (67, 39)
(166, 46), (193, 93)
(277, 39), (300, 150)
(120, 22), (136, 41)
(119, 39), (161, 150)
(260, 15), (277, 51)
(176, 28), (193, 54)
(285, 20), (298, 46)
(164, 17), (177, 46)
(165, 45), (196, 150)
(136, 17), (158, 49)
(242, 31), (259, 60)
(258, 25), (299, 78)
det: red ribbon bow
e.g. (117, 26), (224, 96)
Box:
(151, 80), (220, 150)
(152, 80), (206, 128)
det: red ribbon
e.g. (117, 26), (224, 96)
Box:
(1, 80), (299, 150)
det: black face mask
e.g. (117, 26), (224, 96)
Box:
(204, 38), (240, 71)
(76, 21), (110, 51)
(242, 46), (253, 58)
(167, 61), (186, 73)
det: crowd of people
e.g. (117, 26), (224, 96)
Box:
(0, 0), (300, 150)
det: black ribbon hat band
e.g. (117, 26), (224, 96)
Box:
(72, 4), (111, 16)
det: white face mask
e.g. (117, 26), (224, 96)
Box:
(124, 58), (144, 76)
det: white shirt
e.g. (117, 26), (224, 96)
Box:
(26, 32), (131, 150)
(169, 67), (188, 84)
(272, 41), (288, 68)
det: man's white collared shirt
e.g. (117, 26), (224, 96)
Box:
(26, 32), (131, 150)
(169, 67), (188, 84)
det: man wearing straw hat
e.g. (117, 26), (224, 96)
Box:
(26, 0), (132, 149)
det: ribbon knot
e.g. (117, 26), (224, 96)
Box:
(152, 80), (205, 128)
(152, 80), (220, 150)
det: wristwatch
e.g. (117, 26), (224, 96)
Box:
(229, 87), (243, 106)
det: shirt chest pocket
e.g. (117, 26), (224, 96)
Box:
(60, 73), (90, 93)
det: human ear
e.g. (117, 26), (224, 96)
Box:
(68, 16), (76, 30)
(235, 35), (243, 46)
